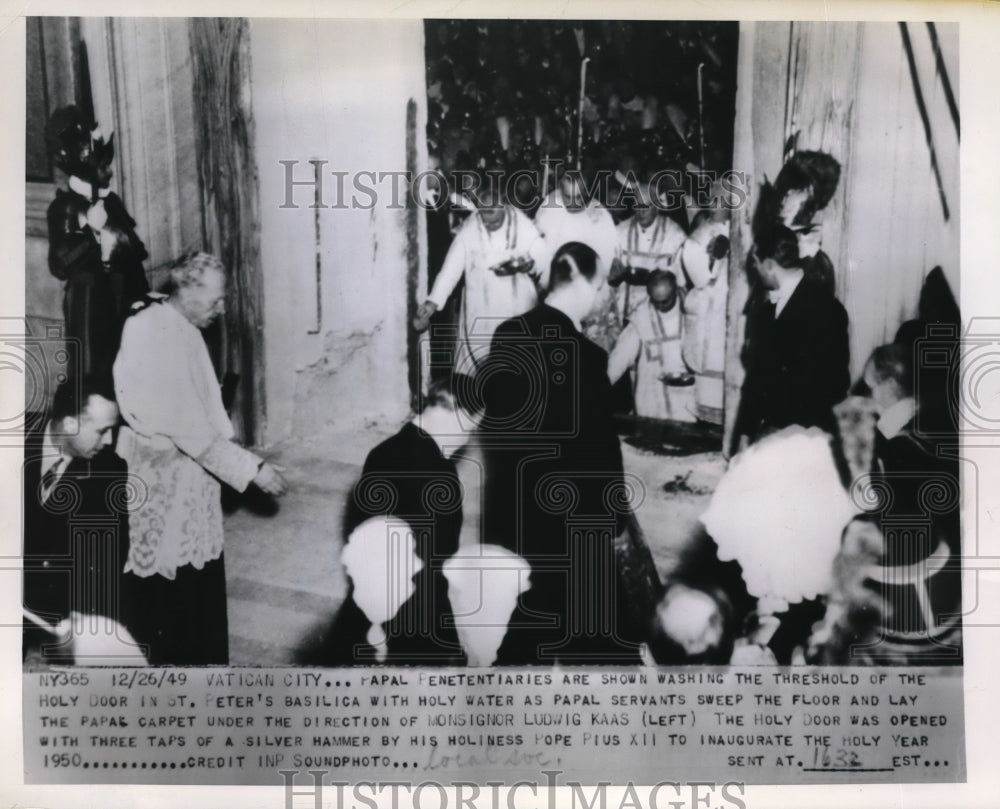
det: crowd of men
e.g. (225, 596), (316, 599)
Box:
(24, 98), (961, 668)
(336, 148), (961, 666)
(419, 168), (730, 425)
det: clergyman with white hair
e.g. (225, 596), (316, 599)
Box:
(113, 251), (288, 665)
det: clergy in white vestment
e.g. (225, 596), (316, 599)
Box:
(608, 270), (696, 422)
(414, 191), (544, 376)
(113, 252), (287, 665)
(612, 179), (688, 322)
(680, 211), (730, 425)
(533, 171), (621, 351)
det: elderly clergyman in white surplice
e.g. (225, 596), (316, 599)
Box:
(113, 252), (287, 665)
(413, 189), (544, 376)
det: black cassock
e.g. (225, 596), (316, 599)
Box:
(327, 422), (466, 666)
(47, 187), (149, 378)
(482, 304), (642, 665)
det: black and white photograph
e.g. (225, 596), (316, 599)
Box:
(3, 2), (998, 806)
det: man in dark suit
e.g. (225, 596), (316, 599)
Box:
(23, 376), (134, 663)
(734, 224), (850, 449)
(481, 241), (642, 665)
(325, 375), (480, 666)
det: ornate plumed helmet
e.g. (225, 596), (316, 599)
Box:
(752, 149), (841, 247)
(44, 105), (115, 187)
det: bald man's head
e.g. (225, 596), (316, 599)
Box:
(647, 270), (679, 313)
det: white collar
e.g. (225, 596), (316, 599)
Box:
(68, 175), (110, 200)
(410, 416), (446, 457)
(767, 269), (804, 316)
(40, 425), (70, 480)
(877, 397), (916, 440)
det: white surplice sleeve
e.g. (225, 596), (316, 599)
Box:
(114, 302), (260, 492)
(607, 321), (642, 385)
(529, 202), (558, 291)
(427, 228), (469, 310)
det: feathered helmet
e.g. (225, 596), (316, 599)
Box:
(752, 150), (840, 243)
(44, 105), (115, 188)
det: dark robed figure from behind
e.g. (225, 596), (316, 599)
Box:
(328, 377), (480, 665)
(481, 241), (643, 665)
